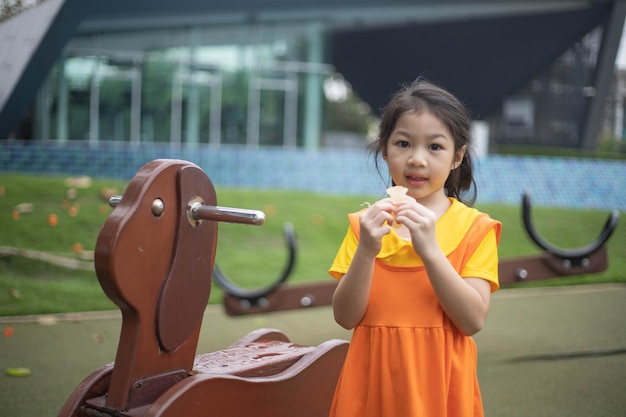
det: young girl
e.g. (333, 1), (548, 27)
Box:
(328, 78), (501, 417)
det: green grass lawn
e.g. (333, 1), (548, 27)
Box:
(0, 172), (624, 316)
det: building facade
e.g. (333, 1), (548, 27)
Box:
(34, 20), (336, 149)
(2, 0), (626, 151)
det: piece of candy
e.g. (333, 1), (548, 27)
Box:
(386, 186), (412, 202)
(385, 186), (412, 228)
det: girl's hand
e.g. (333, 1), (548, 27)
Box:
(394, 200), (438, 258)
(358, 198), (396, 257)
(333, 198), (396, 329)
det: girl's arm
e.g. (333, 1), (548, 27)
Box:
(331, 245), (376, 330)
(421, 250), (491, 335)
(396, 201), (493, 335)
(332, 200), (396, 330)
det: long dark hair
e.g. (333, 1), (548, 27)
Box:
(369, 78), (477, 205)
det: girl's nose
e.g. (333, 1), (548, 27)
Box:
(408, 148), (427, 167)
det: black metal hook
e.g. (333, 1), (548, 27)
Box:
(522, 192), (620, 262)
(212, 222), (297, 303)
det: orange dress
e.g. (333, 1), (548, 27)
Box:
(328, 198), (501, 417)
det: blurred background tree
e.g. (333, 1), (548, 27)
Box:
(323, 74), (378, 144)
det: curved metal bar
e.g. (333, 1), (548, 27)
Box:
(522, 192), (620, 260)
(212, 222), (297, 301)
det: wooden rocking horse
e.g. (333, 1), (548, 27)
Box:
(58, 159), (348, 417)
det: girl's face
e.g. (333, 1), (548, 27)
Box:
(383, 110), (466, 209)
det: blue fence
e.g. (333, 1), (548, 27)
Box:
(1, 140), (625, 211)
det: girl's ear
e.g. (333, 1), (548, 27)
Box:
(452, 145), (467, 169)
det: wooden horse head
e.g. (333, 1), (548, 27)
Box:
(95, 159), (218, 410)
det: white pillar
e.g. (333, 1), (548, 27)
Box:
(471, 120), (490, 159)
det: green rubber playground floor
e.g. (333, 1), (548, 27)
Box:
(1, 283), (625, 417)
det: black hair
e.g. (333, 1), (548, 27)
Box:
(369, 77), (477, 205)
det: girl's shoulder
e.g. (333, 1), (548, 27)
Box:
(445, 198), (498, 225)
(439, 198), (502, 249)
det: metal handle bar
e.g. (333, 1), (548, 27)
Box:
(188, 202), (265, 226)
(109, 196), (265, 226)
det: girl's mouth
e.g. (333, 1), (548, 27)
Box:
(406, 175), (427, 186)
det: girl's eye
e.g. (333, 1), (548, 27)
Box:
(397, 140), (410, 148)
(429, 143), (442, 151)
